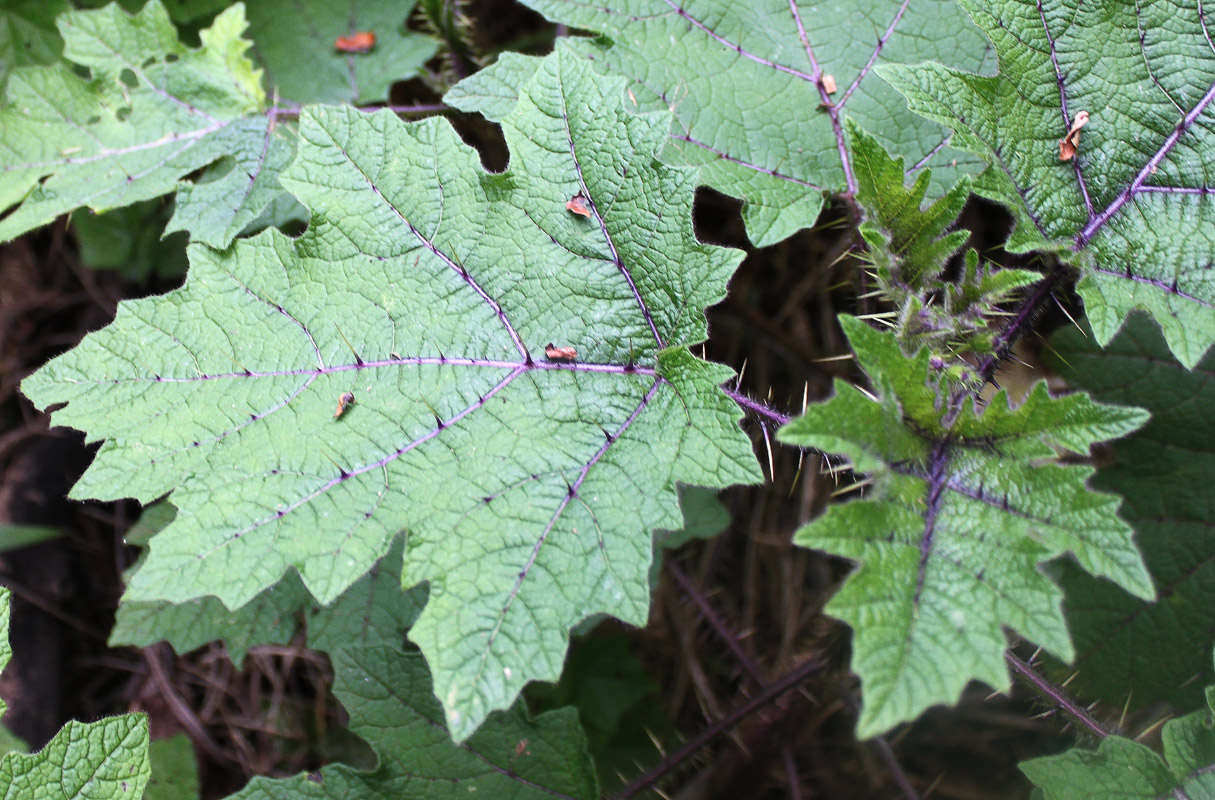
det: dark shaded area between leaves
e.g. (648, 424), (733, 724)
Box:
(0, 2), (1109, 799)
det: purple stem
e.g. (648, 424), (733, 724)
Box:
(912, 438), (950, 606)
(974, 269), (1063, 386)
(669, 562), (765, 683)
(907, 135), (952, 174)
(611, 656), (824, 800)
(721, 386), (791, 427)
(672, 134), (826, 189)
(1006, 652), (1109, 741)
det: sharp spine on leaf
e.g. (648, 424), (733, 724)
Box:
(334, 323), (364, 365)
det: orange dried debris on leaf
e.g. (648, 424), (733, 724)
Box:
(544, 343), (578, 362)
(1059, 110), (1089, 161)
(565, 192), (592, 217)
(335, 31), (376, 53)
(821, 74), (837, 94)
(334, 391), (356, 418)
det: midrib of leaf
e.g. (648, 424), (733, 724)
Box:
(2, 122), (227, 173)
(637, 0), (918, 194)
(912, 439), (950, 607)
(1076, 81), (1215, 246)
(557, 77), (665, 349)
(310, 120), (532, 357)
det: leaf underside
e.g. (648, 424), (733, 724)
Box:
(23, 47), (760, 741)
(777, 316), (1151, 737)
(0, 0), (292, 249)
(450, 0), (993, 246)
(881, 0), (1215, 368)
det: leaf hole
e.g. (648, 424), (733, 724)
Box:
(119, 68), (138, 89)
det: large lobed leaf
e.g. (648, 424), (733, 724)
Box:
(1021, 650), (1215, 800)
(1047, 314), (1215, 711)
(0, 589), (151, 799)
(449, 0), (992, 247)
(0, 0), (292, 249)
(777, 316), (1152, 737)
(881, 0), (1215, 368)
(23, 47), (760, 741)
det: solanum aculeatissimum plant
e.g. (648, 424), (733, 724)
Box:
(3, 0), (1213, 797)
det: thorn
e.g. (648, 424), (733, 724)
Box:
(333, 322), (363, 365)
(1054, 295), (1088, 336)
(762, 424), (775, 482)
(320, 450), (348, 478)
(1134, 713), (1170, 742)
(830, 478), (871, 497)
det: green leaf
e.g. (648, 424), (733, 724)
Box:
(246, 0), (438, 105)
(304, 538), (427, 657)
(112, 535), (424, 668)
(145, 734), (197, 800)
(776, 316), (1152, 738)
(1021, 650), (1215, 799)
(880, 0), (1215, 368)
(23, 47), (760, 741)
(72, 199), (189, 283)
(0, 0), (294, 249)
(110, 561), (311, 669)
(0, 0), (70, 88)
(231, 644), (598, 800)
(0, 588), (151, 799)
(123, 499), (177, 547)
(654, 485), (730, 553)
(527, 631), (667, 795)
(455, 1), (993, 246)
(1047, 314), (1215, 711)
